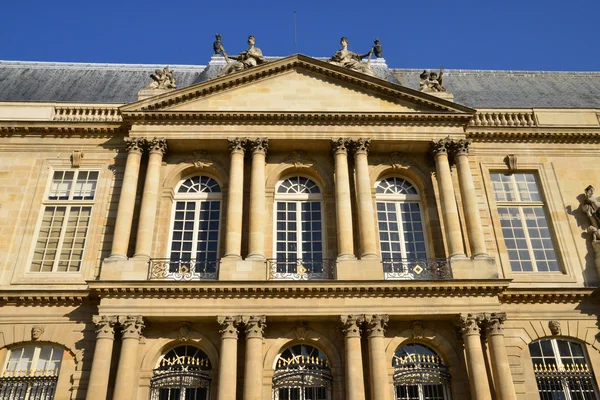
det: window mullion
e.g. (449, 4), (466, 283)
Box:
(395, 202), (408, 259)
(52, 205), (71, 272)
(192, 201), (200, 257)
(296, 202), (302, 259)
(518, 207), (538, 272)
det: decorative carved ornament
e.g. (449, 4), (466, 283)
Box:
(340, 315), (364, 338)
(455, 313), (482, 337)
(177, 322), (192, 341)
(218, 316), (241, 339)
(147, 138), (168, 156)
(364, 314), (389, 338)
(119, 315), (145, 339)
(482, 312), (506, 336)
(350, 138), (371, 155)
(331, 138), (351, 156)
(31, 325), (45, 341)
(124, 138), (145, 154)
(293, 322), (308, 340)
(505, 154), (518, 171)
(411, 320), (424, 339)
(242, 315), (266, 339)
(549, 320), (561, 336)
(92, 315), (117, 339)
(452, 139), (471, 156)
(249, 138), (268, 154)
(430, 137), (453, 156)
(228, 138), (248, 154)
(71, 151), (83, 168)
(282, 151), (315, 169)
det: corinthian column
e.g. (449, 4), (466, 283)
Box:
(351, 138), (378, 258)
(86, 316), (117, 400)
(110, 139), (144, 259)
(134, 138), (168, 259)
(483, 313), (516, 400)
(247, 138), (268, 259)
(217, 316), (241, 400)
(242, 315), (266, 400)
(332, 139), (355, 259)
(453, 140), (487, 257)
(431, 138), (465, 258)
(224, 138), (247, 259)
(340, 315), (366, 400)
(113, 316), (145, 400)
(456, 314), (492, 400)
(365, 314), (390, 400)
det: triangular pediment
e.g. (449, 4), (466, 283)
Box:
(121, 55), (474, 116)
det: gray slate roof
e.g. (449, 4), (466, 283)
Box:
(1, 60), (599, 109)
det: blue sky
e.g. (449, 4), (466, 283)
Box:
(2, 0), (599, 71)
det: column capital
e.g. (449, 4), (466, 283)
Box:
(242, 315), (266, 339)
(365, 314), (389, 338)
(248, 138), (268, 154)
(124, 138), (145, 154)
(92, 315), (118, 340)
(331, 138), (351, 155)
(430, 136), (453, 157)
(455, 313), (483, 337)
(118, 315), (145, 340)
(218, 316), (242, 339)
(350, 138), (371, 155)
(482, 312), (507, 336)
(147, 138), (168, 156)
(340, 314), (364, 338)
(452, 138), (471, 157)
(228, 137), (248, 154)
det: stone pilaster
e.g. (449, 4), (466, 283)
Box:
(86, 316), (118, 400)
(483, 313), (516, 400)
(224, 138), (247, 259)
(340, 315), (366, 400)
(247, 138), (268, 259)
(217, 316), (241, 400)
(365, 314), (390, 400)
(431, 138), (466, 258)
(134, 138), (168, 259)
(351, 138), (378, 259)
(455, 313), (492, 400)
(332, 139), (355, 259)
(243, 315), (266, 400)
(113, 316), (145, 400)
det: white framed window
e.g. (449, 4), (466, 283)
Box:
(529, 339), (599, 399)
(490, 172), (560, 272)
(272, 176), (326, 279)
(273, 344), (331, 400)
(30, 170), (99, 273)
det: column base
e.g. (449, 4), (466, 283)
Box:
(106, 254), (128, 262)
(245, 254), (266, 261)
(337, 254), (357, 261)
(360, 253), (379, 260)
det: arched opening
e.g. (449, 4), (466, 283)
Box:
(0, 343), (64, 399)
(149, 345), (212, 400)
(392, 343), (452, 400)
(529, 338), (599, 399)
(272, 344), (332, 400)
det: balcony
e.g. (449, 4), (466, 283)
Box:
(382, 258), (453, 280)
(267, 258), (336, 280)
(0, 371), (58, 399)
(148, 259), (219, 281)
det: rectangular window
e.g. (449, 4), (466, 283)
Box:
(490, 173), (560, 272)
(30, 171), (98, 273)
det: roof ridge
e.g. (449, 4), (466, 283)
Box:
(391, 68), (600, 76)
(0, 60), (206, 71)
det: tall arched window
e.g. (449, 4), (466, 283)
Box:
(272, 344), (332, 400)
(392, 343), (451, 400)
(272, 176), (330, 280)
(159, 176), (222, 280)
(0, 344), (64, 399)
(529, 338), (599, 399)
(150, 345), (212, 400)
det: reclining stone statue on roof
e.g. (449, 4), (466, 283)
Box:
(217, 35), (267, 77)
(419, 68), (446, 92)
(146, 67), (177, 89)
(328, 37), (374, 76)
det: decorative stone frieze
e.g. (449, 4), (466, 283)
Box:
(331, 138), (351, 155)
(455, 313), (482, 337)
(124, 137), (145, 154)
(242, 315), (266, 339)
(92, 316), (117, 340)
(31, 325), (45, 341)
(248, 138), (268, 154)
(549, 320), (561, 336)
(147, 138), (168, 156)
(364, 314), (388, 338)
(228, 137), (248, 154)
(350, 138), (371, 155)
(430, 137), (453, 157)
(218, 316), (241, 339)
(340, 315), (364, 338)
(119, 316), (145, 339)
(482, 312), (506, 336)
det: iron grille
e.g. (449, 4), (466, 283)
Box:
(150, 358), (211, 400)
(267, 258), (336, 280)
(534, 363), (599, 399)
(148, 259), (219, 281)
(382, 258), (452, 280)
(0, 374), (58, 400)
(393, 353), (451, 386)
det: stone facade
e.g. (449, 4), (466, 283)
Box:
(0, 54), (599, 400)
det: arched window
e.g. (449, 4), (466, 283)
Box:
(150, 345), (212, 400)
(529, 338), (599, 399)
(392, 343), (451, 400)
(376, 177), (441, 280)
(0, 344), (64, 399)
(160, 176), (222, 280)
(272, 176), (330, 280)
(272, 344), (332, 400)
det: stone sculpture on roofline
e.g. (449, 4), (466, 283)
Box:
(328, 36), (375, 76)
(146, 66), (177, 89)
(217, 35), (267, 77)
(420, 68), (446, 92)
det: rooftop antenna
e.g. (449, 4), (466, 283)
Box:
(294, 11), (297, 54)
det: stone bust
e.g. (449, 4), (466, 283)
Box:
(31, 325), (44, 340)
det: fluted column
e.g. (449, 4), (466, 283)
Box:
(454, 140), (487, 257)
(134, 138), (167, 259)
(332, 139), (355, 258)
(217, 316), (241, 400)
(113, 316), (145, 400)
(340, 315), (366, 400)
(351, 138), (378, 258)
(431, 138), (465, 258)
(365, 314), (390, 400)
(86, 316), (118, 400)
(456, 313), (492, 400)
(247, 138), (268, 259)
(243, 315), (266, 400)
(224, 138), (247, 259)
(483, 313), (516, 400)
(110, 139), (144, 259)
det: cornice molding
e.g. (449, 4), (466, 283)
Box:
(500, 288), (597, 304)
(466, 130), (600, 143)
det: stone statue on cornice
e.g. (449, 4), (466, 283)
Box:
(146, 67), (177, 89)
(328, 37), (374, 76)
(218, 35), (267, 77)
(583, 185), (600, 240)
(420, 67), (446, 92)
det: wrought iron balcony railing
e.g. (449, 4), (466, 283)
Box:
(382, 258), (452, 280)
(148, 259), (219, 281)
(267, 258), (336, 280)
(0, 372), (58, 400)
(393, 354), (451, 385)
